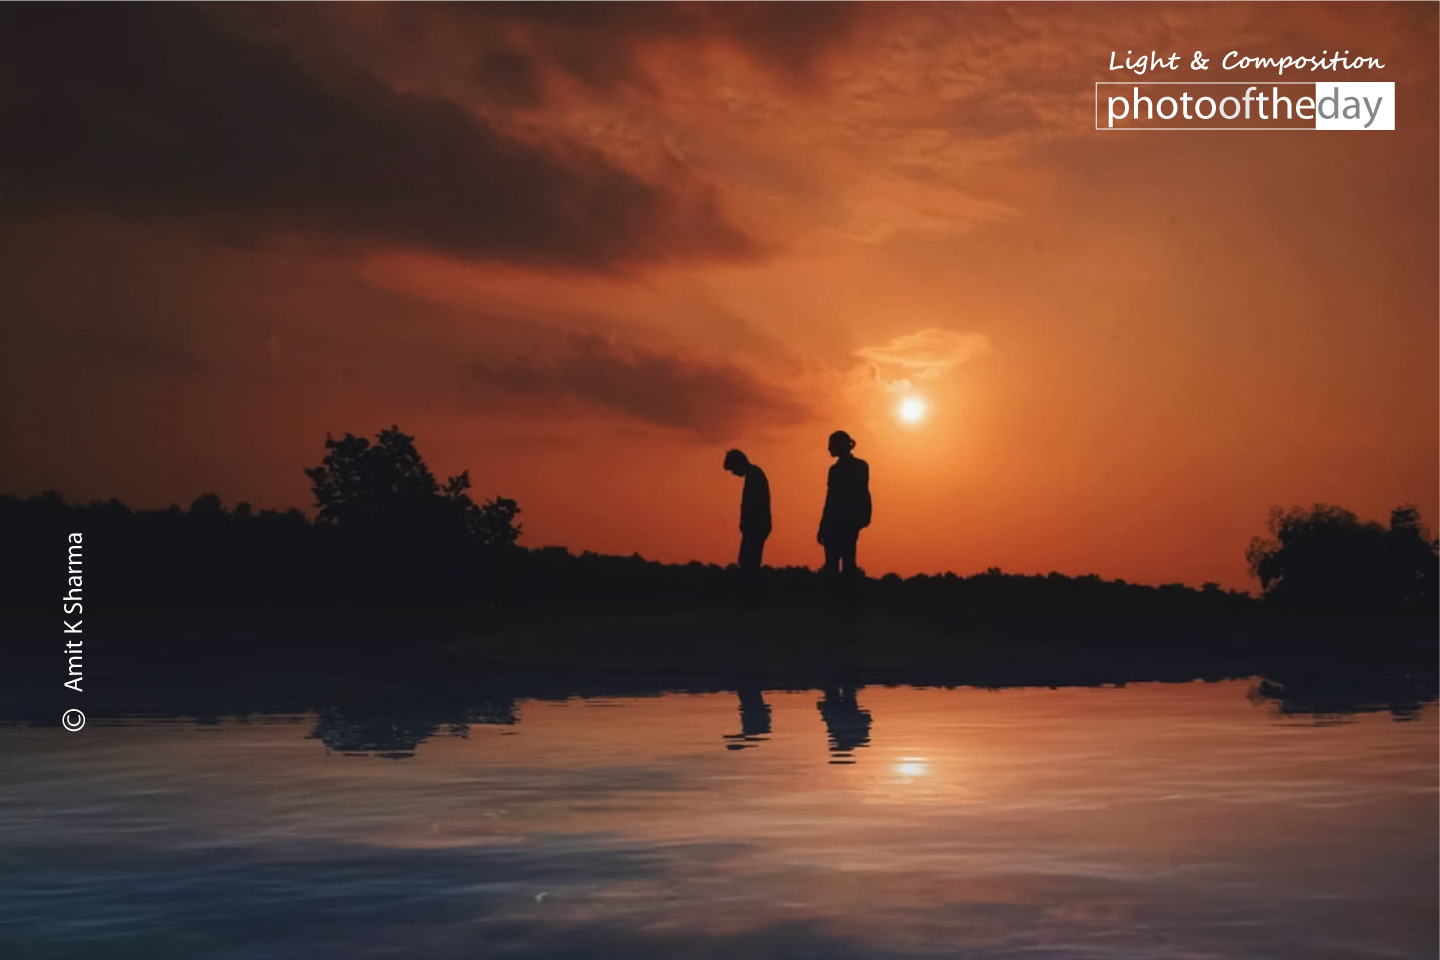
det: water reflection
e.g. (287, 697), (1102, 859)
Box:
(723, 682), (772, 750)
(723, 683), (878, 762)
(1, 681), (1434, 960)
(284, 670), (1432, 762)
(309, 696), (518, 758)
(1249, 676), (1434, 722)
(301, 681), (877, 762)
(818, 684), (872, 762)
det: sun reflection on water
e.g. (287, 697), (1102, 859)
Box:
(894, 757), (930, 779)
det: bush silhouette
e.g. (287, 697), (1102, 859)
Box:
(304, 425), (520, 547)
(1246, 504), (1438, 614)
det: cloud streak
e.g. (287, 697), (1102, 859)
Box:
(387, 3), (869, 97)
(0, 7), (754, 270)
(854, 329), (991, 380)
(466, 334), (810, 439)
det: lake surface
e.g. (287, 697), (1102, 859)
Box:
(3, 679), (1435, 959)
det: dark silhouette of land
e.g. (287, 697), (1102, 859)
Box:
(15, 482), (1432, 626)
(2, 425), (1433, 632)
(2, 425), (1434, 745)
(1247, 503), (1437, 614)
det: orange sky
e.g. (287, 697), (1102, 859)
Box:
(1, 3), (1435, 590)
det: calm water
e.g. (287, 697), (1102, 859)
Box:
(2, 680), (1435, 959)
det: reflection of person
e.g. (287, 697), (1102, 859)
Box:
(724, 449), (771, 569)
(723, 682), (773, 750)
(818, 684), (872, 760)
(817, 430), (870, 575)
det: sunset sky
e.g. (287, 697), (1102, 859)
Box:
(2, 3), (1435, 590)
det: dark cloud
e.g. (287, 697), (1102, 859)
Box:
(712, 3), (865, 79)
(446, 2), (867, 92)
(469, 47), (547, 109)
(226, 2), (872, 109)
(0, 6), (754, 269)
(466, 333), (809, 439)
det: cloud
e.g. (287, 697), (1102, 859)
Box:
(0, 7), (754, 270)
(465, 334), (810, 439)
(854, 329), (991, 380)
(424, 3), (869, 94)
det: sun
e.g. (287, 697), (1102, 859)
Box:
(897, 395), (927, 424)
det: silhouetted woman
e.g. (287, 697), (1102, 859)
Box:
(818, 430), (871, 575)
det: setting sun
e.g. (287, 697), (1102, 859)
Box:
(898, 396), (928, 424)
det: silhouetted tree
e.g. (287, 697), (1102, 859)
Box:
(304, 426), (520, 546)
(1246, 504), (1438, 614)
(305, 428), (440, 528)
(442, 471), (522, 548)
(189, 492), (226, 517)
(1384, 506), (1439, 611)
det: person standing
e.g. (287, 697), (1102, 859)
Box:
(724, 449), (771, 569)
(818, 430), (870, 575)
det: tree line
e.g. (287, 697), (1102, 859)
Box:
(1, 426), (1433, 621)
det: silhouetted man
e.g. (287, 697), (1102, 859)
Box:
(724, 449), (771, 569)
(818, 430), (870, 576)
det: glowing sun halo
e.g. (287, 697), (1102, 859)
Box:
(898, 396), (928, 424)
